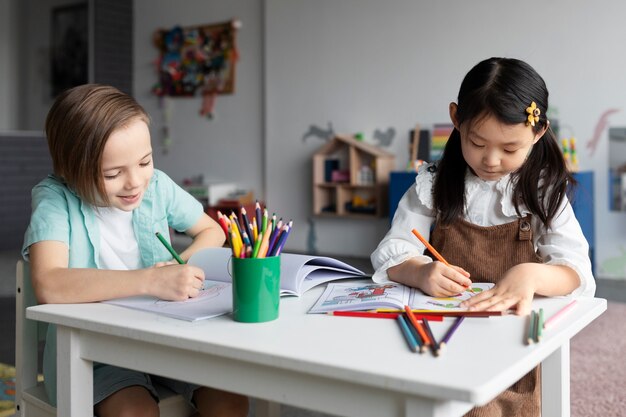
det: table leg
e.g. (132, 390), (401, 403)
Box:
(541, 341), (570, 417)
(56, 325), (93, 416)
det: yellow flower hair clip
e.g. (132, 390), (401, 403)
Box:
(525, 101), (541, 127)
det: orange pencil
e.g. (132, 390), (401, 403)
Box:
(411, 228), (470, 279)
(411, 228), (449, 266)
(257, 224), (273, 258)
(404, 305), (431, 346)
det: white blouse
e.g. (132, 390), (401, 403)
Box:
(370, 163), (596, 297)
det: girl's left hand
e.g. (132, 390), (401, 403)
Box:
(460, 264), (537, 315)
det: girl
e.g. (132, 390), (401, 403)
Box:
(22, 84), (249, 417)
(371, 57), (595, 417)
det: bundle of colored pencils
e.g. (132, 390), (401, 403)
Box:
(526, 300), (578, 345)
(527, 308), (544, 344)
(216, 201), (293, 258)
(396, 305), (465, 356)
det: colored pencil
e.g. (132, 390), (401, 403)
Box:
(257, 224), (273, 258)
(437, 316), (465, 355)
(266, 220), (283, 255)
(216, 211), (229, 238)
(536, 308), (544, 342)
(404, 305), (431, 346)
(328, 311), (443, 321)
(411, 228), (470, 279)
(327, 311), (400, 319)
(421, 317), (438, 354)
(252, 231), (263, 258)
(262, 208), (269, 234)
(411, 228), (450, 266)
(255, 201), (262, 235)
(240, 206), (253, 241)
(405, 315), (425, 353)
(396, 315), (419, 352)
(527, 310), (536, 345)
(375, 309), (508, 317)
(543, 300), (578, 330)
(270, 224), (291, 256)
(155, 232), (185, 264)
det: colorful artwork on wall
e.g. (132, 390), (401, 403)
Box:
(152, 19), (240, 118)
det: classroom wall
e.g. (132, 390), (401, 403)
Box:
(133, 0), (264, 199)
(4, 0), (626, 278)
(263, 0), (626, 275)
(0, 0), (20, 130)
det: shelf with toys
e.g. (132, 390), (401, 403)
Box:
(312, 135), (395, 218)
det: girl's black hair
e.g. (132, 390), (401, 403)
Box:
(433, 57), (574, 228)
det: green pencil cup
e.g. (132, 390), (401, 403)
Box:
(231, 256), (280, 323)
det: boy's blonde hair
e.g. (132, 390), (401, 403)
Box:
(45, 84), (150, 206)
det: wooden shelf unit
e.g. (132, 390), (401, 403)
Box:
(312, 135), (395, 218)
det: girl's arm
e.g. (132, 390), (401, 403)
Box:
(462, 198), (594, 315)
(29, 241), (205, 304)
(178, 212), (226, 261)
(371, 176), (471, 295)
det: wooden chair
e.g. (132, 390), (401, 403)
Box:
(14, 260), (195, 416)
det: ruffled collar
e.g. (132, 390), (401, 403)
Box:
(413, 163), (530, 217)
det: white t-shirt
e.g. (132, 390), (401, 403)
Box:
(94, 206), (142, 270)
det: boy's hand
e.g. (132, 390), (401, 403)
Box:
(153, 260), (177, 268)
(460, 264), (537, 315)
(150, 264), (205, 301)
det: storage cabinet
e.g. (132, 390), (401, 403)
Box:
(312, 135), (395, 218)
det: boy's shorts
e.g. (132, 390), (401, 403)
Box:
(93, 363), (199, 407)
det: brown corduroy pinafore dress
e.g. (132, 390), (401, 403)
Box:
(427, 214), (542, 417)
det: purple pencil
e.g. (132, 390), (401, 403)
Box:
(266, 219), (283, 255)
(436, 316), (465, 356)
(272, 221), (293, 255)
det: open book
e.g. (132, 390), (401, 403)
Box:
(187, 247), (369, 296)
(104, 248), (368, 321)
(308, 281), (494, 314)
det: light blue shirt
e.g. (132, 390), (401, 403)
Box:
(22, 169), (203, 406)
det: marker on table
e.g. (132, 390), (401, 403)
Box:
(155, 232), (185, 264)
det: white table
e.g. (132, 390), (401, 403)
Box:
(26, 289), (606, 417)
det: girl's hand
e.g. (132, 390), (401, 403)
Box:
(149, 264), (205, 301)
(415, 262), (472, 297)
(388, 257), (471, 297)
(460, 264), (537, 315)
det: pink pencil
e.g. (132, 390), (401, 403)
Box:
(543, 300), (578, 330)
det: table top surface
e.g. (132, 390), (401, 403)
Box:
(27, 285), (606, 405)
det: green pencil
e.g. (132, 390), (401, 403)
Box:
(527, 310), (536, 345)
(536, 308), (544, 342)
(155, 232), (185, 264)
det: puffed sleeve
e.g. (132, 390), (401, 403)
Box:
(534, 196), (596, 297)
(370, 165), (437, 282)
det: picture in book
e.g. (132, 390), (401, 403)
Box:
(308, 281), (494, 314)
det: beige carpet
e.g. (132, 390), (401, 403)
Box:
(571, 301), (626, 417)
